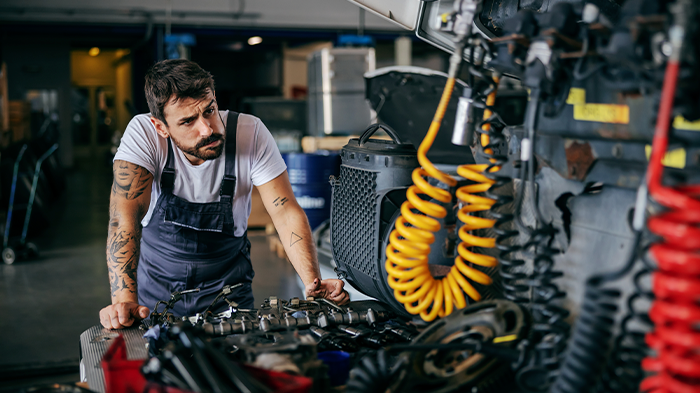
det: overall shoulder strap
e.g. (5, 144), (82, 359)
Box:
(161, 138), (176, 190)
(220, 111), (239, 197)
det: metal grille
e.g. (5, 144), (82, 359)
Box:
(331, 166), (378, 279)
(80, 325), (149, 392)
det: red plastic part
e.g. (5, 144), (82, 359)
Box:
(243, 366), (313, 393)
(642, 54), (700, 392)
(101, 335), (147, 393)
(101, 334), (312, 393)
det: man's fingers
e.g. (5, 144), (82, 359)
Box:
(329, 280), (343, 297)
(137, 306), (150, 319)
(99, 309), (112, 329)
(100, 307), (122, 329)
(116, 304), (135, 326)
(99, 302), (147, 330)
(331, 290), (350, 305)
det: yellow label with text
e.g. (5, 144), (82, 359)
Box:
(573, 103), (630, 124)
(566, 88), (586, 105)
(645, 145), (686, 169)
(673, 115), (700, 131)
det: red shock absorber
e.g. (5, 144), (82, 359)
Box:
(640, 21), (700, 393)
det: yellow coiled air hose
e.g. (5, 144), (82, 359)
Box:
(385, 75), (501, 322)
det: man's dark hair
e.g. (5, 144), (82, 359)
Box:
(144, 59), (215, 125)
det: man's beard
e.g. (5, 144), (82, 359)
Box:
(172, 133), (225, 161)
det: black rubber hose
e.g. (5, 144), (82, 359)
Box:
(549, 233), (642, 393)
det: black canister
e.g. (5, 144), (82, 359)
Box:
(330, 124), (418, 315)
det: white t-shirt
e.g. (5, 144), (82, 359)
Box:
(114, 110), (287, 237)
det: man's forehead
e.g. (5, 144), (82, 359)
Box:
(164, 90), (215, 118)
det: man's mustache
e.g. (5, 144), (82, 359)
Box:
(195, 133), (224, 149)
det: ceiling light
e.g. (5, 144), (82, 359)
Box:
(88, 47), (100, 57)
(247, 36), (262, 46)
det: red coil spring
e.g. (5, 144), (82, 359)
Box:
(640, 59), (700, 393)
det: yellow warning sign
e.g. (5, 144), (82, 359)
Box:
(673, 115), (700, 131)
(567, 88), (630, 124)
(645, 145), (686, 169)
(566, 88), (586, 105)
(574, 103), (630, 124)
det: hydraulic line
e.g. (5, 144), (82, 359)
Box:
(385, 40), (501, 322)
(640, 15), (700, 393)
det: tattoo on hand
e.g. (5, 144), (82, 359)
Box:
(112, 160), (152, 200)
(290, 232), (303, 247)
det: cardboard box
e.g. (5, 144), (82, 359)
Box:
(248, 186), (273, 229)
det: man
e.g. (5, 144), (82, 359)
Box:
(99, 59), (348, 329)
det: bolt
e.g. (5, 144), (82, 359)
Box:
(612, 144), (623, 159)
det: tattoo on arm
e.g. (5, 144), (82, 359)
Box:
(112, 161), (152, 200)
(107, 226), (141, 296)
(275, 197), (288, 207)
(290, 232), (303, 247)
(107, 162), (151, 300)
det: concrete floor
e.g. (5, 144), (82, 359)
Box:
(0, 154), (300, 389)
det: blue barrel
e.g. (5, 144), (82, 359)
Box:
(282, 153), (341, 230)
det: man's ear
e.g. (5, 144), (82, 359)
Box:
(150, 117), (170, 139)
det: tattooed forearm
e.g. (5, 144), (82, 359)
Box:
(112, 160), (152, 200)
(107, 227), (141, 297)
(107, 161), (151, 302)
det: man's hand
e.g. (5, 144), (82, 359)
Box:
(305, 278), (350, 305)
(99, 302), (150, 329)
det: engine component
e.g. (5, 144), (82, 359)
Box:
(346, 350), (402, 393)
(143, 324), (273, 393)
(392, 299), (528, 393)
(225, 330), (322, 377)
(201, 283), (244, 317)
(330, 123), (420, 316)
(309, 326), (360, 352)
(414, 0), (615, 61)
(142, 288), (201, 329)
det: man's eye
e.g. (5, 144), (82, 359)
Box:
(205, 108), (215, 115)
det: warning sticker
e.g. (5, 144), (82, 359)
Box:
(566, 88), (630, 124)
(566, 88), (586, 105)
(673, 115), (700, 131)
(645, 145), (686, 169)
(573, 103), (630, 124)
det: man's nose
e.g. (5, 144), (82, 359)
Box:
(196, 116), (213, 137)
